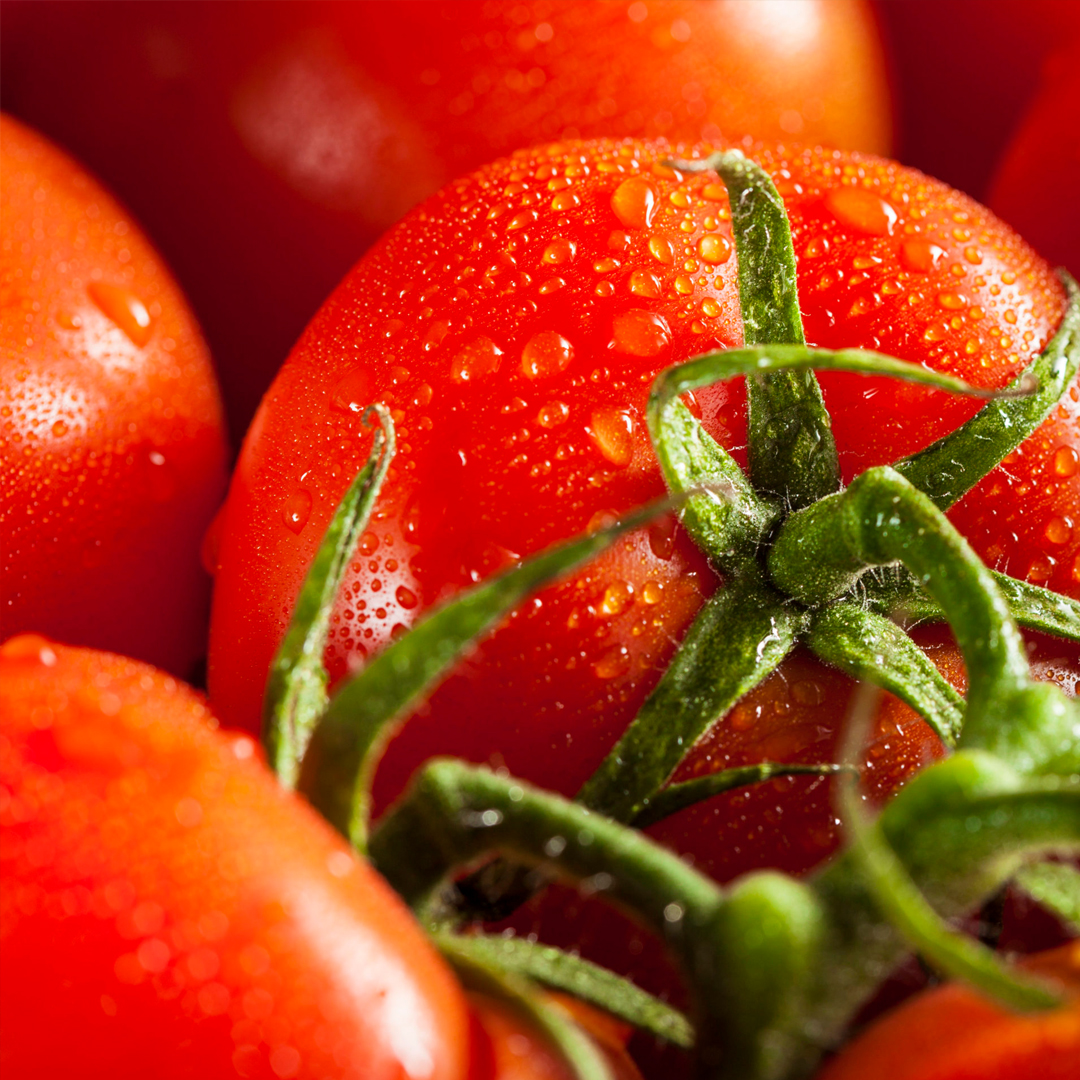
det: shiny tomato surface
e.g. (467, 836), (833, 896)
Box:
(0, 634), (469, 1080)
(208, 137), (1079, 891)
(1, 0), (892, 437)
(0, 115), (228, 678)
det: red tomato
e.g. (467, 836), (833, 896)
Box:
(876, 0), (1080, 198)
(0, 115), (228, 678)
(0, 0), (892, 438)
(0, 634), (470, 1080)
(208, 137), (1079, 892)
(468, 993), (641, 1080)
(988, 41), (1080, 279)
(815, 941), (1080, 1080)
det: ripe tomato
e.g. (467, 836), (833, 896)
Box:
(208, 136), (1079, 889)
(988, 40), (1080, 279)
(0, 115), (227, 678)
(0, 0), (891, 437)
(876, 0), (1080, 198)
(0, 634), (470, 1080)
(815, 941), (1080, 1080)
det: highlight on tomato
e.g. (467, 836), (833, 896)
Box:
(0, 0), (892, 437)
(207, 134), (1080, 902)
(0, 114), (228, 678)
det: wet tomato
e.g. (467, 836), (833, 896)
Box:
(0, 0), (891, 437)
(208, 136), (1079, 889)
(0, 634), (469, 1079)
(0, 115), (227, 678)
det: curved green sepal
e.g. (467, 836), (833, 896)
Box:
(578, 571), (803, 823)
(437, 935), (616, 1080)
(807, 602), (964, 747)
(864, 567), (1080, 644)
(669, 149), (839, 508)
(262, 405), (395, 788)
(710, 872), (827, 1080)
(632, 762), (846, 830)
(298, 497), (681, 851)
(838, 762), (1062, 1012)
(647, 395), (778, 574)
(433, 932), (694, 1049)
(893, 270), (1080, 511)
(1015, 861), (1080, 933)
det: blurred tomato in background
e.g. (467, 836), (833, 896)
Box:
(876, 0), (1080, 200)
(1, 0), (892, 442)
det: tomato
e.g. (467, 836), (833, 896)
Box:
(208, 135), (1078, 896)
(0, 0), (892, 438)
(876, 0), (1080, 198)
(0, 633), (470, 1079)
(988, 40), (1080, 279)
(468, 993), (641, 1080)
(0, 115), (228, 679)
(814, 941), (1080, 1080)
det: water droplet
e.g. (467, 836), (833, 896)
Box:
(701, 298), (721, 318)
(593, 257), (620, 274)
(647, 236), (674, 264)
(283, 489), (312, 533)
(1044, 517), (1073, 545)
(537, 401), (569, 428)
(922, 321), (949, 343)
(507, 209), (538, 231)
(611, 177), (658, 229)
(452, 336), (503, 383)
(698, 235), (731, 264)
(88, 282), (153, 346)
(51, 420), (68, 438)
(610, 309), (672, 357)
(937, 291), (968, 310)
(627, 269), (661, 298)
(825, 188), (897, 236)
(792, 680), (825, 706)
(1053, 446), (1079, 477)
(595, 281), (615, 297)
(539, 277), (566, 295)
(542, 237), (577, 265)
(550, 191), (580, 212)
(413, 382), (433, 407)
(423, 320), (449, 350)
(599, 580), (634, 616)
(331, 369), (373, 414)
(899, 239), (946, 273)
(593, 645), (631, 679)
(642, 580), (662, 605)
(521, 331), (574, 379)
(590, 407), (635, 466)
(674, 275), (694, 295)
(804, 236), (830, 259)
(395, 585), (418, 609)
(648, 515), (677, 560)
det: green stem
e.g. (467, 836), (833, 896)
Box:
(578, 571), (803, 822)
(1015, 861), (1080, 932)
(893, 270), (1080, 511)
(432, 931), (694, 1049)
(670, 150), (839, 508)
(769, 466), (1031, 739)
(806, 602), (964, 747)
(437, 935), (616, 1080)
(298, 497), (681, 851)
(262, 405), (394, 787)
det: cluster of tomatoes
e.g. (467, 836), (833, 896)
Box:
(3, 3), (1080, 1077)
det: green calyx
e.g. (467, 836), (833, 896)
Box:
(261, 149), (1080, 1077)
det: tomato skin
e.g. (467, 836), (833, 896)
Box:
(988, 41), (1080, 280)
(814, 941), (1080, 1080)
(0, 0), (891, 438)
(208, 136), (1077, 894)
(0, 635), (470, 1080)
(0, 115), (228, 678)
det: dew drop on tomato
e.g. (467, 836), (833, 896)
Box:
(451, 336), (503, 383)
(520, 331), (574, 379)
(282, 489), (312, 534)
(610, 176), (657, 229)
(589, 407), (635, 467)
(610, 309), (672, 357)
(87, 281), (153, 347)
